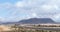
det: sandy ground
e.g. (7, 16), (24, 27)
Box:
(0, 25), (11, 31)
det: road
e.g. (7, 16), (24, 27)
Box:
(24, 26), (60, 31)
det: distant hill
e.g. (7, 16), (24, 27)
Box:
(1, 18), (55, 24)
(18, 18), (55, 24)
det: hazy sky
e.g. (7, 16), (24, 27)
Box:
(0, 0), (60, 22)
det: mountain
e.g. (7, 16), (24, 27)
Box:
(19, 18), (55, 24)
(1, 18), (55, 24)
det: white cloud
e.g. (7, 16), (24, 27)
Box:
(32, 13), (37, 17)
(0, 0), (60, 22)
(53, 14), (60, 19)
(41, 5), (59, 11)
(15, 1), (25, 7)
(0, 17), (5, 21)
(53, 5), (59, 10)
(41, 5), (52, 10)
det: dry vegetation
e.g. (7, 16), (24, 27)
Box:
(0, 24), (60, 32)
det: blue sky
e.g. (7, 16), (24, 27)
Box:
(0, 0), (21, 3)
(0, 0), (60, 22)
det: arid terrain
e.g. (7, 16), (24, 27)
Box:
(0, 24), (60, 32)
